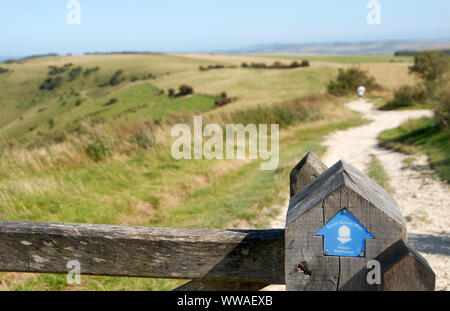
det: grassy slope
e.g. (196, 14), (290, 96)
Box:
(0, 54), (224, 140)
(3, 104), (365, 291)
(379, 117), (449, 182)
(0, 53), (378, 290)
(0, 53), (334, 140)
(181, 53), (417, 92)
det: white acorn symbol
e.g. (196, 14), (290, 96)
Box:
(337, 225), (352, 243)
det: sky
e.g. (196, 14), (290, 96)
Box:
(1, 0), (450, 58)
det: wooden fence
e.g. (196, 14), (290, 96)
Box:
(0, 152), (435, 291)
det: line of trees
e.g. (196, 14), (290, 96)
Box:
(241, 60), (309, 69)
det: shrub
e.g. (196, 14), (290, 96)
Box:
(289, 61), (301, 68)
(168, 88), (175, 97)
(199, 64), (225, 71)
(272, 61), (283, 68)
(410, 51), (449, 83)
(68, 66), (83, 81)
(48, 64), (71, 75)
(75, 99), (83, 106)
(0, 66), (9, 74)
(215, 98), (233, 107)
(301, 60), (310, 67)
(241, 62), (249, 68)
(250, 63), (267, 68)
(129, 75), (139, 82)
(380, 85), (426, 110)
(51, 133), (66, 144)
(134, 132), (153, 150)
(220, 92), (227, 99)
(177, 85), (194, 96)
(327, 67), (381, 96)
(410, 51), (449, 95)
(85, 139), (111, 162)
(435, 86), (450, 127)
(83, 67), (100, 76)
(39, 76), (63, 90)
(108, 70), (124, 86)
(48, 118), (55, 129)
(103, 98), (118, 106)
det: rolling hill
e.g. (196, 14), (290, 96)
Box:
(227, 39), (450, 55)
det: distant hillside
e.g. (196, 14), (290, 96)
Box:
(394, 49), (450, 56)
(228, 40), (450, 55)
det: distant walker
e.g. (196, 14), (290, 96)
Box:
(357, 85), (366, 98)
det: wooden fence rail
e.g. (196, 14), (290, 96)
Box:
(0, 152), (436, 291)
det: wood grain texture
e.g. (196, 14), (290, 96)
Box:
(286, 160), (408, 291)
(289, 151), (328, 198)
(0, 221), (284, 283)
(378, 239), (435, 291)
(285, 198), (340, 291)
(173, 280), (269, 291)
(287, 160), (405, 228)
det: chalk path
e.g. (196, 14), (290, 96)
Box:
(266, 100), (448, 291)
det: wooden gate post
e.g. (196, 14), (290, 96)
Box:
(285, 154), (435, 291)
(285, 158), (408, 290)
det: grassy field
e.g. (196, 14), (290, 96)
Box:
(182, 53), (417, 92)
(0, 96), (364, 290)
(379, 117), (449, 182)
(0, 52), (399, 290)
(0, 53), (338, 140)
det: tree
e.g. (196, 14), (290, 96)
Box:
(409, 51), (449, 95)
(434, 82), (450, 127)
(327, 67), (381, 96)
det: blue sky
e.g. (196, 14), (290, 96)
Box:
(1, 0), (450, 58)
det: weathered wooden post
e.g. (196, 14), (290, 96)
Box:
(289, 151), (328, 198)
(285, 156), (435, 291)
(375, 239), (435, 291)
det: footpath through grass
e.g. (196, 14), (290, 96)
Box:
(0, 104), (365, 291)
(379, 117), (450, 182)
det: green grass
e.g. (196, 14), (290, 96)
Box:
(56, 83), (216, 132)
(151, 64), (333, 111)
(378, 97), (431, 111)
(365, 154), (393, 194)
(0, 53), (335, 141)
(0, 103), (364, 291)
(379, 117), (450, 182)
(0, 52), (367, 291)
(378, 102), (431, 111)
(0, 54), (225, 140)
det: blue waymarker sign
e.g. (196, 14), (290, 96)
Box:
(315, 208), (374, 258)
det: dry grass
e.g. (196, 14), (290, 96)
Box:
(179, 54), (417, 91)
(358, 62), (418, 90)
